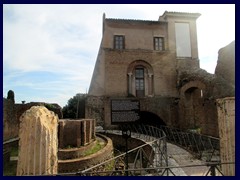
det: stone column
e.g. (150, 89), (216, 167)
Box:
(128, 73), (133, 95)
(216, 97), (235, 176)
(17, 106), (58, 176)
(148, 73), (153, 96)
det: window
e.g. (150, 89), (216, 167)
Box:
(114, 35), (125, 49)
(135, 67), (145, 97)
(154, 37), (164, 51)
(127, 60), (154, 97)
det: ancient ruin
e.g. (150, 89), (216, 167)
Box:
(58, 119), (113, 173)
(17, 106), (58, 175)
(217, 97), (235, 176)
(3, 11), (235, 176)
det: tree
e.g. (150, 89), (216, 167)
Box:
(62, 93), (86, 119)
(7, 90), (15, 103)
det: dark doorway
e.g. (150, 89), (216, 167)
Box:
(134, 111), (166, 128)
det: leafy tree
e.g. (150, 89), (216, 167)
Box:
(62, 93), (86, 119)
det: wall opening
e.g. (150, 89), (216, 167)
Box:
(133, 111), (166, 128)
(184, 87), (204, 129)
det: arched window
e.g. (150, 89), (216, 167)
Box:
(135, 67), (145, 97)
(127, 60), (154, 97)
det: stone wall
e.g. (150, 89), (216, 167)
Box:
(104, 133), (153, 163)
(86, 96), (178, 129)
(17, 106), (58, 176)
(85, 96), (105, 127)
(15, 102), (63, 122)
(58, 119), (95, 148)
(3, 98), (18, 141)
(216, 97), (235, 176)
(86, 14), (235, 139)
(215, 41), (235, 85)
(58, 133), (113, 173)
(3, 100), (62, 142)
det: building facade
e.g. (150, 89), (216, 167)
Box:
(86, 11), (234, 137)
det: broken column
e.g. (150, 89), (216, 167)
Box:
(216, 97), (235, 176)
(17, 106), (58, 176)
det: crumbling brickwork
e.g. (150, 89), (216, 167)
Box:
(58, 119), (95, 148)
(215, 41), (235, 85)
(3, 98), (18, 141)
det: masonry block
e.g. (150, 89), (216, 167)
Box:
(17, 106), (58, 175)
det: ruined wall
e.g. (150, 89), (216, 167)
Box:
(3, 102), (62, 141)
(215, 41), (235, 85)
(3, 98), (18, 141)
(177, 79), (219, 136)
(105, 133), (153, 161)
(58, 134), (113, 173)
(17, 106), (58, 176)
(3, 100), (62, 142)
(177, 53), (235, 137)
(216, 97), (235, 176)
(15, 102), (63, 122)
(58, 119), (95, 148)
(85, 96), (105, 127)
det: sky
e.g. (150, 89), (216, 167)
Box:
(3, 4), (235, 107)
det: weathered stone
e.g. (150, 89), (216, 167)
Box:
(17, 106), (58, 176)
(3, 98), (18, 141)
(216, 97), (235, 176)
(58, 119), (96, 149)
(215, 41), (235, 85)
(86, 12), (235, 139)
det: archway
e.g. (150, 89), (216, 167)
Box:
(182, 86), (204, 130)
(134, 111), (166, 128)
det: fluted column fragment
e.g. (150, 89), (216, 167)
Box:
(17, 106), (58, 176)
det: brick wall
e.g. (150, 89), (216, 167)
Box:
(3, 99), (18, 141)
(58, 119), (96, 148)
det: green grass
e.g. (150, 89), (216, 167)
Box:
(3, 147), (18, 176)
(10, 146), (18, 157)
(83, 140), (104, 156)
(3, 161), (17, 176)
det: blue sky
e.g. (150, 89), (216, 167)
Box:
(3, 4), (235, 107)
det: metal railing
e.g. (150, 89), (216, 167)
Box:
(159, 125), (220, 161)
(5, 125), (234, 176)
(76, 124), (168, 176)
(50, 124), (233, 176)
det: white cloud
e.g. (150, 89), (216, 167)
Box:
(3, 4), (235, 107)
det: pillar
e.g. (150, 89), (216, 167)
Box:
(17, 106), (58, 175)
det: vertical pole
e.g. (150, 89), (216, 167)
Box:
(125, 137), (128, 176)
(122, 128), (131, 176)
(210, 165), (216, 176)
